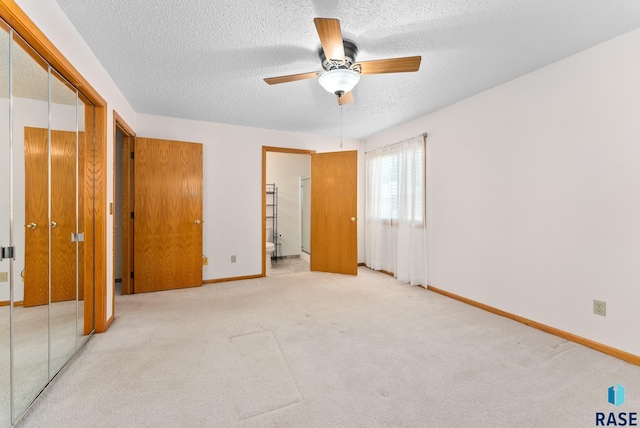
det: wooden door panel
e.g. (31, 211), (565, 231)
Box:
(50, 130), (81, 302)
(24, 128), (82, 307)
(134, 138), (203, 293)
(77, 131), (85, 301)
(310, 150), (358, 275)
(121, 136), (134, 295)
(24, 128), (49, 307)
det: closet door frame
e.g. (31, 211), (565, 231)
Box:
(0, 1), (109, 332)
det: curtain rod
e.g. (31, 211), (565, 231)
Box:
(365, 132), (428, 154)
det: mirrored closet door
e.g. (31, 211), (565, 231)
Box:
(0, 19), (11, 428)
(0, 17), (95, 427)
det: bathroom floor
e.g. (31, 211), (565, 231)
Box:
(268, 256), (310, 276)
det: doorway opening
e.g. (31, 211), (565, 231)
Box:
(113, 112), (135, 296)
(262, 147), (359, 277)
(114, 127), (204, 296)
(262, 147), (315, 277)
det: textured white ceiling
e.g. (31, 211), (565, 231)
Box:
(55, 0), (640, 139)
(1, 27), (78, 103)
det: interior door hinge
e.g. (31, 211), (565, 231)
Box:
(0, 246), (15, 261)
(130, 271), (134, 279)
(130, 212), (134, 219)
(130, 152), (134, 159)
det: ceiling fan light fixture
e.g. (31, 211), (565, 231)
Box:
(318, 68), (360, 95)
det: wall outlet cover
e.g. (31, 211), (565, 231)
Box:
(593, 299), (606, 317)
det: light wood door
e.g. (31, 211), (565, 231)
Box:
(24, 128), (49, 306)
(121, 135), (134, 295)
(51, 130), (84, 302)
(24, 128), (83, 307)
(133, 137), (203, 293)
(310, 150), (358, 275)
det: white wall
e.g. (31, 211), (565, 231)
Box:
(266, 152), (311, 257)
(366, 29), (640, 356)
(135, 114), (365, 280)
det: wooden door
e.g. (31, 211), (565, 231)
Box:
(24, 128), (49, 306)
(133, 137), (203, 293)
(310, 150), (358, 275)
(50, 130), (84, 302)
(121, 135), (134, 295)
(24, 128), (82, 306)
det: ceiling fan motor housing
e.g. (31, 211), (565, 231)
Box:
(319, 39), (358, 71)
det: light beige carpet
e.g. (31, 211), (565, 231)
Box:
(267, 256), (309, 277)
(17, 268), (640, 427)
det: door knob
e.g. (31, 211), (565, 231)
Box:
(194, 219), (201, 224)
(350, 217), (357, 222)
(50, 221), (58, 228)
(26, 223), (37, 230)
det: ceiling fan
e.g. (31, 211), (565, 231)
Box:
(264, 18), (422, 105)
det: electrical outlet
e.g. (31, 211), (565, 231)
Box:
(593, 299), (606, 317)
(0, 272), (7, 282)
(231, 255), (236, 263)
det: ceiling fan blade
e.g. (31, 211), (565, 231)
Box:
(357, 56), (422, 75)
(314, 18), (345, 63)
(264, 71), (319, 85)
(337, 91), (354, 105)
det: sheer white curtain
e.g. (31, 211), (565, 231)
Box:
(365, 134), (427, 286)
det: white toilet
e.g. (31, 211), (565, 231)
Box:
(266, 226), (275, 268)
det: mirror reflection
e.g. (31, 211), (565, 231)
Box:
(0, 20), (94, 426)
(49, 68), (79, 375)
(77, 95), (89, 349)
(12, 31), (50, 420)
(0, 19), (10, 428)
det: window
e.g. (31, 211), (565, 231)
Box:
(365, 134), (427, 285)
(368, 142), (424, 224)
